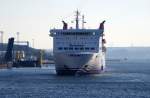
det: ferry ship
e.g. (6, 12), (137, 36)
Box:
(50, 11), (106, 75)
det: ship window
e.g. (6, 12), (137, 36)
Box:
(85, 47), (89, 50)
(69, 54), (73, 56)
(58, 47), (63, 50)
(75, 48), (79, 50)
(91, 47), (95, 50)
(80, 47), (84, 50)
(64, 47), (68, 50)
(77, 54), (80, 56)
(69, 47), (73, 50)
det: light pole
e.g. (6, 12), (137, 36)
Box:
(16, 32), (20, 44)
(32, 39), (34, 48)
(0, 31), (4, 44)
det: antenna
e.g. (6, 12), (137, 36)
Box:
(75, 10), (80, 29)
(82, 15), (86, 29)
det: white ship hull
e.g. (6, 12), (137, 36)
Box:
(54, 52), (105, 75)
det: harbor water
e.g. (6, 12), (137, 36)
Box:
(0, 60), (150, 98)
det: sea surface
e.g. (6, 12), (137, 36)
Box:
(0, 60), (150, 98)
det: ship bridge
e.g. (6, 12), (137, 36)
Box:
(50, 29), (104, 53)
(50, 29), (103, 33)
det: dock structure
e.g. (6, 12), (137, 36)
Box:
(0, 37), (14, 69)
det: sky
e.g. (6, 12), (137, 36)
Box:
(0, 0), (150, 49)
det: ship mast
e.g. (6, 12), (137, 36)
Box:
(75, 10), (80, 29)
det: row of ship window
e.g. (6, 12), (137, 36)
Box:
(55, 32), (95, 35)
(55, 37), (97, 40)
(68, 54), (88, 57)
(56, 42), (98, 45)
(57, 47), (96, 50)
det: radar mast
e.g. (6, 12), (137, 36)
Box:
(75, 10), (80, 29)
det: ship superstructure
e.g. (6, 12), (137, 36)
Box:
(50, 11), (106, 75)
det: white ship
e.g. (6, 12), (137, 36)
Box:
(50, 11), (106, 75)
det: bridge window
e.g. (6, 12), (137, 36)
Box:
(69, 47), (73, 50)
(91, 47), (95, 50)
(75, 48), (79, 50)
(85, 47), (89, 50)
(58, 47), (62, 50)
(80, 47), (84, 50)
(64, 47), (68, 50)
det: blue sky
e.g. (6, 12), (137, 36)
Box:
(0, 0), (150, 49)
